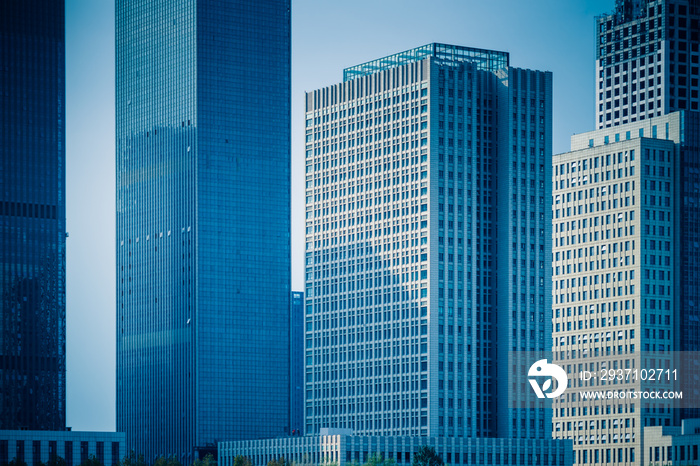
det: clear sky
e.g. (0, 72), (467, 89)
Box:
(64, 0), (612, 431)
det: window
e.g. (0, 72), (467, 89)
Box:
(96, 443), (104, 466)
(80, 442), (88, 465)
(64, 442), (73, 466)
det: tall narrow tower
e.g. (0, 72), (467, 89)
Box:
(116, 1), (291, 460)
(0, 0), (66, 431)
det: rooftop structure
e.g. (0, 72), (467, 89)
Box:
(343, 43), (509, 81)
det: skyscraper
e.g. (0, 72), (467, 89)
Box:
(552, 1), (700, 464)
(595, 0), (700, 128)
(551, 114), (695, 466)
(116, 1), (291, 460)
(0, 0), (66, 431)
(595, 0), (700, 363)
(303, 43), (553, 439)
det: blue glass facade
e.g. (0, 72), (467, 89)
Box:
(678, 111), (700, 420)
(0, 0), (66, 430)
(116, 0), (291, 460)
(290, 292), (304, 436)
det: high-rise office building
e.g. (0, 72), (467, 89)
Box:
(552, 1), (700, 464)
(303, 43), (553, 439)
(596, 0), (700, 383)
(551, 114), (694, 466)
(116, 1), (291, 460)
(0, 0), (66, 430)
(595, 0), (700, 129)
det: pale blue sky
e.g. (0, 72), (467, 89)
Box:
(64, 0), (612, 431)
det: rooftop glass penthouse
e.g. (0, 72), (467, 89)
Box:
(343, 43), (509, 81)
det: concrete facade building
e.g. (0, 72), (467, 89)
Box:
(554, 1), (700, 463)
(552, 111), (700, 466)
(303, 43), (554, 440)
(595, 0), (700, 128)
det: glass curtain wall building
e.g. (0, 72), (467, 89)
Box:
(0, 0), (66, 431)
(303, 43), (553, 440)
(116, 0), (291, 460)
(291, 292), (305, 436)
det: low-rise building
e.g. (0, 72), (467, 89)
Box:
(219, 431), (572, 466)
(644, 419), (700, 465)
(0, 431), (125, 466)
